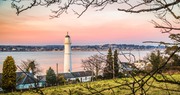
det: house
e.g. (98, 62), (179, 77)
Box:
(59, 73), (75, 81)
(0, 70), (93, 90)
(16, 72), (38, 90)
(34, 71), (93, 86)
(71, 71), (92, 82)
(0, 72), (46, 90)
(16, 72), (46, 89)
(36, 75), (46, 87)
(59, 71), (93, 82)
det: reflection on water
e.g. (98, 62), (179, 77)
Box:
(0, 50), (152, 74)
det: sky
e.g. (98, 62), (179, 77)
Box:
(0, 1), (172, 45)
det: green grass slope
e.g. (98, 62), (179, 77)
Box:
(1, 74), (180, 95)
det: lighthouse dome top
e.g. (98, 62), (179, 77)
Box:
(65, 32), (70, 38)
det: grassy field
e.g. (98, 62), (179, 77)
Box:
(1, 74), (180, 95)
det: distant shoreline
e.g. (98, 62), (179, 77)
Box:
(0, 44), (164, 52)
(0, 49), (163, 52)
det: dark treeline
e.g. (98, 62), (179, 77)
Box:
(0, 44), (164, 52)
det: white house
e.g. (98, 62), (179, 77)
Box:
(59, 71), (93, 82)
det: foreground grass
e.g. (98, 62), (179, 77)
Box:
(1, 74), (180, 95)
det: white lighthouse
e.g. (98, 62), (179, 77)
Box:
(64, 32), (72, 73)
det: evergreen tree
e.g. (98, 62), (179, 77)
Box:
(46, 67), (56, 86)
(103, 47), (113, 79)
(2, 56), (17, 91)
(114, 49), (119, 77)
(171, 54), (180, 66)
(165, 46), (180, 66)
(148, 50), (165, 72)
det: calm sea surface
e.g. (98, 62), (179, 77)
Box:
(0, 50), (153, 74)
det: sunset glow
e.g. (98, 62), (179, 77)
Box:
(0, 1), (171, 45)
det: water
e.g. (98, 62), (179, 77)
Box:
(0, 50), (152, 74)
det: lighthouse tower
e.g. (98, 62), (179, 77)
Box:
(64, 32), (72, 73)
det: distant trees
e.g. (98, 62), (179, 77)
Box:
(170, 54), (180, 66)
(165, 46), (180, 66)
(103, 48), (119, 79)
(82, 54), (105, 79)
(114, 49), (119, 77)
(145, 46), (180, 71)
(145, 45), (180, 70)
(103, 48), (113, 79)
(82, 48), (120, 79)
(147, 50), (165, 72)
(2, 56), (17, 92)
(46, 67), (56, 86)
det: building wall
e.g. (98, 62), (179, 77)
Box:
(16, 82), (46, 90)
(78, 76), (92, 82)
(16, 83), (35, 90)
(66, 76), (92, 82)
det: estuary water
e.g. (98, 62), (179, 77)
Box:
(0, 50), (153, 74)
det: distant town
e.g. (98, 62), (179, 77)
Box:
(0, 44), (164, 52)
